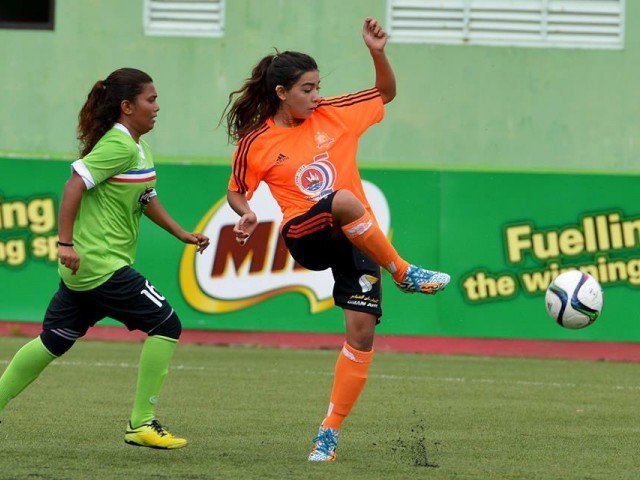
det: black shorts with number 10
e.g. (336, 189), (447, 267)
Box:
(43, 266), (175, 337)
(282, 191), (382, 319)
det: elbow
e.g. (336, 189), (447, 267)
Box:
(377, 82), (396, 104)
(227, 189), (244, 208)
(381, 89), (396, 105)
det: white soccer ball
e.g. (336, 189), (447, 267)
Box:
(545, 270), (603, 329)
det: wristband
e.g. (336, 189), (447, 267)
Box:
(57, 241), (74, 247)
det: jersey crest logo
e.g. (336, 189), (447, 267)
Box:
(315, 131), (334, 149)
(294, 152), (336, 201)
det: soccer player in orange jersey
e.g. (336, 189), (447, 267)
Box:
(223, 18), (450, 462)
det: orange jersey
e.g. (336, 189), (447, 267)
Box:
(228, 88), (384, 227)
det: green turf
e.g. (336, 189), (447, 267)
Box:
(0, 336), (638, 480)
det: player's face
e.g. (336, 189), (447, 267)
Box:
(282, 70), (321, 120)
(127, 83), (160, 135)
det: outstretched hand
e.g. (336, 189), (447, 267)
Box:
(181, 231), (210, 253)
(362, 17), (387, 52)
(233, 211), (258, 246)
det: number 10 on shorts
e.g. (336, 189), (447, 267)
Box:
(140, 280), (165, 308)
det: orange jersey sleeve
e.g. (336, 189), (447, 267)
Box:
(319, 87), (385, 137)
(227, 124), (269, 200)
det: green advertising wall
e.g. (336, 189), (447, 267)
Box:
(0, 0), (639, 171)
(2, 157), (637, 342)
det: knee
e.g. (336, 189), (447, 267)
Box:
(347, 336), (374, 352)
(346, 326), (375, 351)
(150, 311), (182, 340)
(331, 190), (365, 218)
(40, 329), (83, 357)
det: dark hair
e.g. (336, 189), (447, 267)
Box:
(222, 51), (318, 142)
(77, 68), (153, 157)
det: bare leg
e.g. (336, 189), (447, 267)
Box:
(344, 309), (376, 351)
(331, 190), (366, 226)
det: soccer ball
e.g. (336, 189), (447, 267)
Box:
(545, 270), (603, 329)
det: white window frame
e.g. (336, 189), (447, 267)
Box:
(386, 0), (625, 50)
(144, 0), (225, 38)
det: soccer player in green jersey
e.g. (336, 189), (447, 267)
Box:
(0, 68), (209, 449)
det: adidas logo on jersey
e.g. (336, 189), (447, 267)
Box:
(276, 153), (288, 165)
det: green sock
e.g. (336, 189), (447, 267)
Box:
(0, 336), (57, 412)
(129, 335), (178, 428)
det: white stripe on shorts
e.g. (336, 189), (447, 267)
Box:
(51, 329), (80, 341)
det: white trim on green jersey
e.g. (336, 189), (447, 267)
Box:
(113, 122), (146, 159)
(71, 159), (95, 189)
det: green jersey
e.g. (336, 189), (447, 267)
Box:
(60, 124), (157, 290)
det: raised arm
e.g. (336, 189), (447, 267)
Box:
(362, 17), (396, 104)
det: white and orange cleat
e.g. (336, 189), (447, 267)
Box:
(308, 426), (339, 462)
(395, 264), (450, 294)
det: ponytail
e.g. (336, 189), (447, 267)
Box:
(77, 68), (153, 157)
(77, 80), (113, 157)
(222, 55), (278, 142)
(222, 51), (318, 143)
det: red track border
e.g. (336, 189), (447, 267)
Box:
(1, 321), (638, 362)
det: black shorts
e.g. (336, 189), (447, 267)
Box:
(43, 266), (175, 336)
(282, 192), (382, 318)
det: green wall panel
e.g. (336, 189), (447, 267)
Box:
(1, 1), (638, 171)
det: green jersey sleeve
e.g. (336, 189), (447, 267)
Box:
(80, 135), (137, 186)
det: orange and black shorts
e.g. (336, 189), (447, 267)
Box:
(282, 191), (382, 319)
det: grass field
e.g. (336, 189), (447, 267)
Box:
(0, 336), (638, 480)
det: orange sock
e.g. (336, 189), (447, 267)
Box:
(321, 342), (374, 430)
(341, 211), (409, 282)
